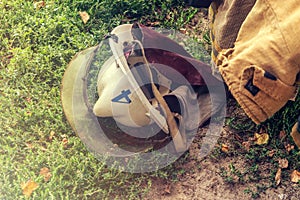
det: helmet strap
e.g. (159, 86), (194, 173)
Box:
(128, 40), (187, 152)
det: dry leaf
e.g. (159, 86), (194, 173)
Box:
(79, 11), (90, 24)
(39, 167), (51, 182)
(278, 158), (289, 169)
(242, 141), (251, 151)
(291, 170), (300, 183)
(25, 142), (34, 149)
(21, 179), (39, 197)
(221, 144), (229, 153)
(34, 1), (45, 9)
(62, 138), (68, 148)
(164, 184), (171, 194)
(284, 143), (295, 152)
(279, 130), (286, 140)
(26, 97), (32, 103)
(150, 21), (160, 26)
(49, 131), (55, 141)
(179, 28), (187, 34)
(268, 150), (276, 157)
(254, 133), (269, 145)
(275, 168), (282, 186)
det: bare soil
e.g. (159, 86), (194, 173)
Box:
(144, 103), (300, 200)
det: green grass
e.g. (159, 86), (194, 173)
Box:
(1, 0), (299, 199)
(0, 0), (198, 199)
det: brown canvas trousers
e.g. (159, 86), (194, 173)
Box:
(210, 0), (300, 124)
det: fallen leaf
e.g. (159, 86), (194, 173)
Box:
(254, 133), (269, 145)
(278, 158), (289, 169)
(34, 1), (45, 9)
(39, 167), (49, 175)
(39, 167), (51, 182)
(242, 141), (251, 151)
(164, 184), (171, 194)
(284, 143), (295, 153)
(62, 138), (68, 148)
(268, 150), (276, 157)
(275, 168), (282, 186)
(221, 144), (229, 153)
(21, 179), (39, 197)
(291, 170), (300, 183)
(49, 131), (55, 141)
(279, 130), (286, 140)
(79, 11), (90, 24)
(150, 21), (160, 26)
(25, 142), (34, 149)
(179, 28), (187, 34)
(26, 97), (32, 103)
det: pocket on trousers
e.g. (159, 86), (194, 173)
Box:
(239, 65), (296, 115)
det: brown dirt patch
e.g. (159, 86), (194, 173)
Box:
(143, 100), (299, 200)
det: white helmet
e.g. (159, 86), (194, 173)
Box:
(93, 24), (172, 132)
(61, 23), (227, 171)
(61, 24), (187, 153)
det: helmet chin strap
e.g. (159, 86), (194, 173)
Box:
(127, 39), (187, 153)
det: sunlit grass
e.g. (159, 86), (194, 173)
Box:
(1, 0), (299, 199)
(0, 0), (197, 199)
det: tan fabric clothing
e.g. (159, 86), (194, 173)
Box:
(210, 0), (300, 124)
(210, 0), (256, 50)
